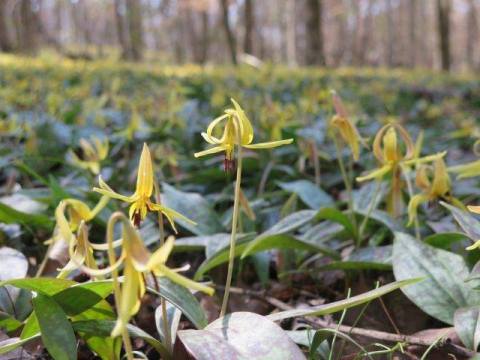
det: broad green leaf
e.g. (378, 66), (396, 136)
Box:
(194, 236), (255, 280)
(267, 278), (420, 321)
(424, 232), (468, 249)
(150, 277), (207, 329)
(241, 234), (338, 260)
(454, 306), (480, 351)
(155, 302), (182, 344)
(177, 312), (305, 360)
(0, 277), (75, 296)
(0, 334), (41, 355)
(0, 202), (53, 229)
(277, 180), (334, 209)
(0, 311), (22, 332)
(72, 320), (171, 360)
(33, 294), (77, 360)
(162, 182), (224, 235)
(286, 330), (330, 359)
(261, 210), (317, 237)
(354, 208), (404, 232)
(314, 208), (355, 237)
(53, 281), (113, 316)
(442, 202), (480, 242)
(0, 247), (28, 314)
(393, 232), (480, 324)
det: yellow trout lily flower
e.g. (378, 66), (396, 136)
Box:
(67, 136), (109, 175)
(329, 91), (365, 161)
(93, 143), (194, 229)
(58, 221), (100, 279)
(80, 213), (214, 338)
(356, 123), (445, 182)
(194, 98), (293, 171)
(407, 157), (463, 226)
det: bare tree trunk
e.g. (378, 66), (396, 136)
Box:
(114, 0), (130, 59)
(285, 0), (296, 66)
(304, 0), (325, 66)
(466, 0), (478, 69)
(408, 0), (416, 67)
(243, 0), (254, 55)
(353, 0), (373, 66)
(0, 0), (13, 52)
(385, 0), (395, 67)
(126, 0), (144, 61)
(199, 9), (209, 64)
(220, 0), (237, 65)
(436, 0), (451, 71)
(16, 0), (38, 54)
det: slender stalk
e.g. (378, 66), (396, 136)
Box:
(220, 120), (243, 318)
(358, 180), (381, 243)
(153, 180), (172, 352)
(311, 140), (321, 186)
(35, 242), (53, 277)
(107, 213), (134, 360)
(402, 168), (421, 240)
(328, 288), (351, 360)
(333, 137), (358, 244)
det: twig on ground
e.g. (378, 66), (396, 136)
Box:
(219, 285), (475, 358)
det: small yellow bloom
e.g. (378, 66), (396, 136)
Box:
(94, 143), (194, 229)
(79, 213), (214, 338)
(407, 157), (462, 226)
(329, 91), (365, 161)
(194, 98), (293, 171)
(67, 137), (109, 175)
(356, 123), (445, 182)
(466, 206), (480, 250)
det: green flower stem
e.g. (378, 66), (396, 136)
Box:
(333, 136), (358, 245)
(358, 180), (381, 243)
(154, 180), (172, 352)
(220, 120), (244, 318)
(107, 213), (134, 360)
(402, 168), (420, 240)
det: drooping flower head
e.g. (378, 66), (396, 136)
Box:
(329, 91), (365, 161)
(77, 213), (214, 338)
(194, 98), (293, 172)
(357, 123), (445, 182)
(93, 143), (194, 229)
(67, 136), (109, 175)
(407, 156), (463, 226)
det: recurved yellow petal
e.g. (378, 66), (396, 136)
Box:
(356, 163), (393, 182)
(194, 145), (226, 158)
(468, 205), (480, 214)
(111, 259), (144, 338)
(156, 264), (214, 296)
(93, 176), (134, 203)
(147, 236), (175, 269)
(449, 160), (480, 179)
(244, 138), (294, 149)
(407, 193), (430, 226)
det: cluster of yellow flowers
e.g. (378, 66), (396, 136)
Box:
(48, 95), (480, 358)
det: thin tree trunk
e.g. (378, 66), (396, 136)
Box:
(199, 10), (209, 64)
(114, 0), (130, 59)
(0, 0), (13, 52)
(285, 0), (296, 66)
(220, 0), (237, 65)
(466, 0), (478, 69)
(243, 0), (254, 55)
(304, 0), (325, 66)
(126, 0), (144, 61)
(16, 0), (38, 54)
(385, 0), (395, 67)
(408, 0), (416, 67)
(436, 0), (451, 71)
